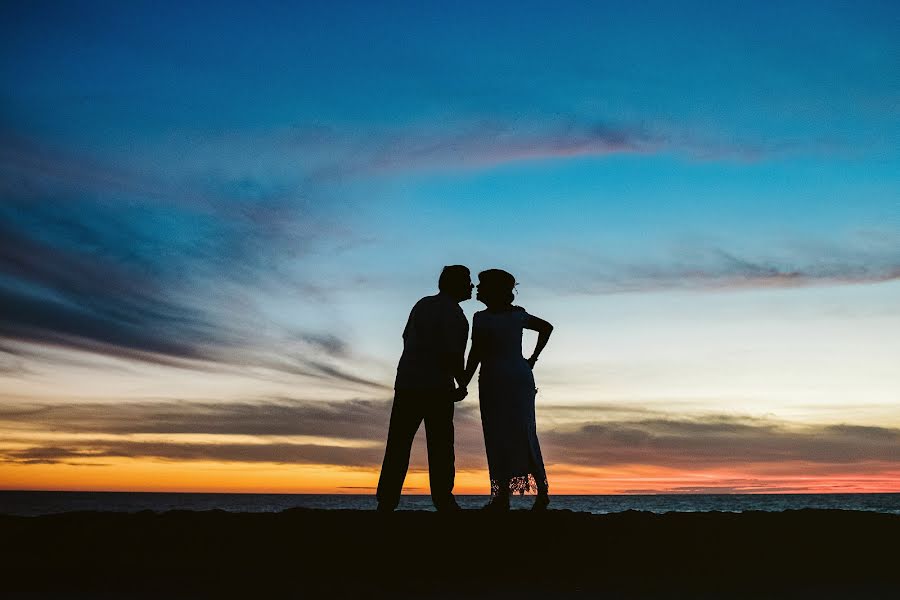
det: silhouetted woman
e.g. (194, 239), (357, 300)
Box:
(463, 269), (553, 511)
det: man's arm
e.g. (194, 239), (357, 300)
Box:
(440, 309), (469, 390)
(450, 350), (466, 389)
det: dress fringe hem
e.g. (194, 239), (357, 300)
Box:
(490, 473), (548, 497)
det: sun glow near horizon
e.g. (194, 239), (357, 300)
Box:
(2, 461), (898, 495)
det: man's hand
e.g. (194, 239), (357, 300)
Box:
(451, 387), (468, 402)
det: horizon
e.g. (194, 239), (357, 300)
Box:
(5, 489), (900, 496)
(1, 1), (898, 496)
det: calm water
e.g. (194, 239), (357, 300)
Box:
(2, 491), (899, 516)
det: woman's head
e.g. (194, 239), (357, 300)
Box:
(476, 269), (516, 308)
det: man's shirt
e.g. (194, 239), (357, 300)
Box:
(394, 292), (468, 391)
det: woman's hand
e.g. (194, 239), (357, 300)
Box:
(524, 314), (552, 371)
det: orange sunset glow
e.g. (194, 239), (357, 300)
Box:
(2, 448), (898, 495)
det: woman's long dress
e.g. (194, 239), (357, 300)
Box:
(474, 308), (548, 496)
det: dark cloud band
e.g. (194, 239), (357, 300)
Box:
(541, 417), (900, 467)
(2, 400), (897, 471)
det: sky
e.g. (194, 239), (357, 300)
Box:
(1, 0), (898, 494)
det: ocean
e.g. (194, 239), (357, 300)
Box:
(2, 491), (899, 516)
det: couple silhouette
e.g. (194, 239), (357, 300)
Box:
(377, 265), (554, 512)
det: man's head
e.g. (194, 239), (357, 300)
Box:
(438, 265), (474, 302)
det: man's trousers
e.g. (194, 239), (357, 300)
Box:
(376, 389), (455, 509)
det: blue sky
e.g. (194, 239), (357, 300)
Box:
(1, 1), (898, 492)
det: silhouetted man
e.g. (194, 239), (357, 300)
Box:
(376, 265), (473, 512)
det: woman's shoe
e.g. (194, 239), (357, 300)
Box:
(482, 495), (510, 511)
(531, 493), (550, 511)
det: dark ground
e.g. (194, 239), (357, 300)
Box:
(2, 508), (898, 599)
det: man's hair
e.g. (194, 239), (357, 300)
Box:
(438, 265), (470, 292)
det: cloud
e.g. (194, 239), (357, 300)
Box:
(0, 396), (486, 469)
(294, 333), (349, 359)
(0, 396), (482, 441)
(541, 416), (900, 468)
(0, 130), (382, 387)
(2, 399), (897, 476)
(326, 120), (661, 176)
(0, 398), (391, 467)
(566, 238), (900, 294)
(253, 354), (390, 390)
(108, 117), (792, 190)
(3, 440), (385, 468)
(273, 118), (805, 183)
(0, 346), (25, 375)
(0, 220), (219, 365)
(0, 398), (396, 440)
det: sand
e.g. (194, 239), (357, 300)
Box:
(2, 508), (898, 598)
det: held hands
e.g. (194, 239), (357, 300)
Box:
(451, 386), (468, 402)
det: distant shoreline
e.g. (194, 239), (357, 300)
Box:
(4, 489), (900, 518)
(3, 509), (898, 598)
(5, 489), (900, 495)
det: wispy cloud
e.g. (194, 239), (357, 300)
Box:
(0, 129), (382, 386)
(0, 218), (223, 364)
(565, 237), (900, 294)
(0, 398), (396, 440)
(271, 118), (818, 182)
(2, 441), (385, 468)
(116, 117), (806, 190)
(318, 120), (661, 176)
